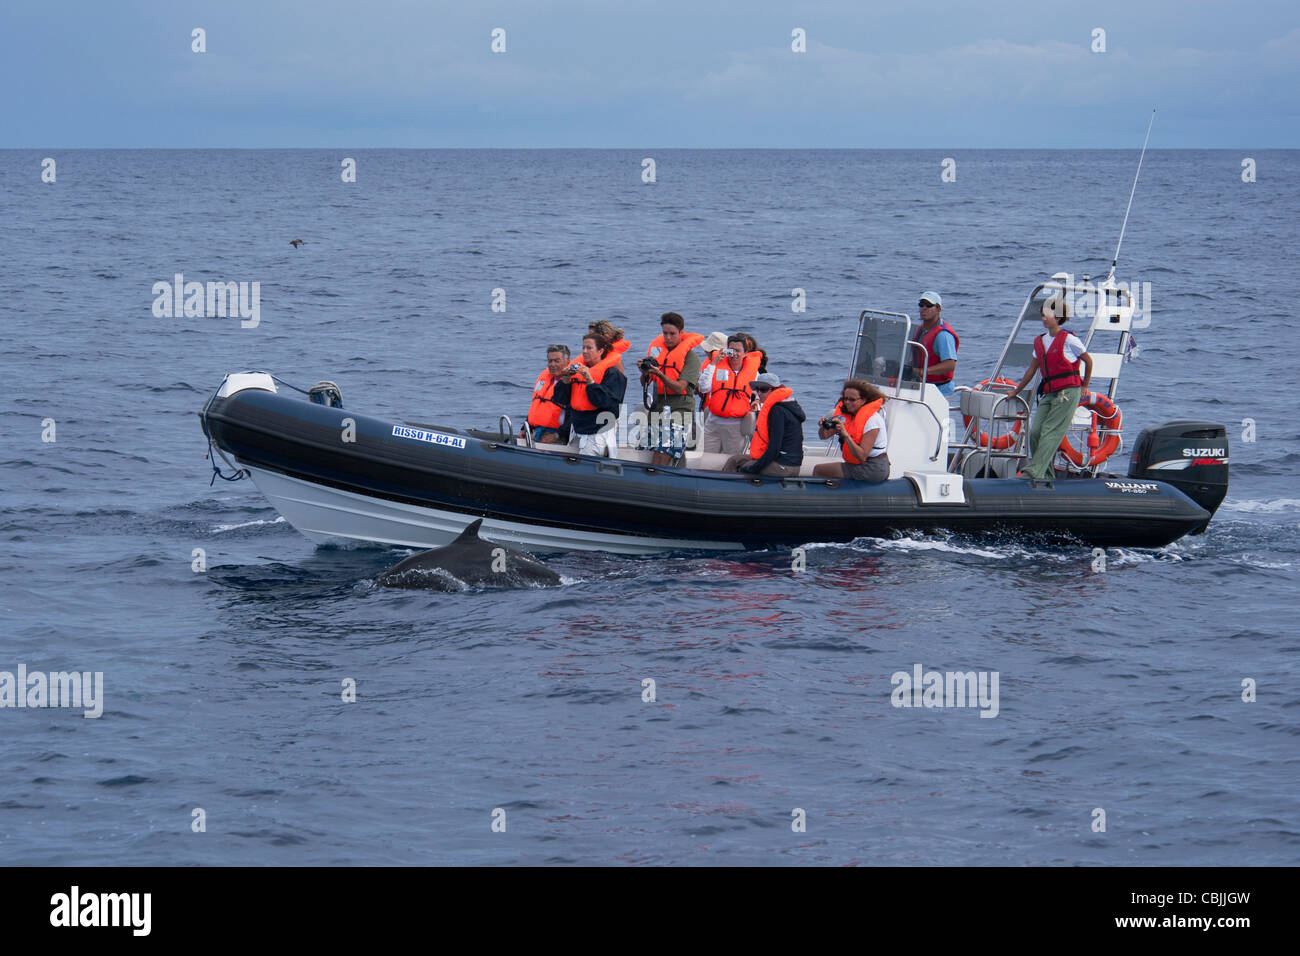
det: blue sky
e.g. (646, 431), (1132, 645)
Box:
(3, 0), (1297, 147)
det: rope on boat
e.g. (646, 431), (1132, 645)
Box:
(201, 375), (251, 485)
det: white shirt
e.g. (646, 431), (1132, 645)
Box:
(1039, 331), (1086, 363)
(864, 411), (888, 457)
(698, 359), (742, 396)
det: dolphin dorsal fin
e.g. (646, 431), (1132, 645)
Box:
(454, 518), (485, 542)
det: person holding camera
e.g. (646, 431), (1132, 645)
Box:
(641, 312), (704, 465)
(523, 344), (573, 444)
(568, 320), (630, 459)
(812, 379), (890, 482)
(697, 333), (762, 455)
(721, 372), (806, 477)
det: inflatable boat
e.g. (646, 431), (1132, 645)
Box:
(199, 275), (1228, 554)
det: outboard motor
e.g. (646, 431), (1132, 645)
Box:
(1127, 421), (1229, 533)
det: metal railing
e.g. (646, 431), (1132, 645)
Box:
(500, 414), (533, 449)
(947, 384), (1030, 478)
(845, 311), (945, 463)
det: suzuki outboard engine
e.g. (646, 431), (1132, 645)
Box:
(1127, 421), (1229, 533)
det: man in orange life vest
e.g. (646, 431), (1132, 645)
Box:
(641, 312), (704, 465)
(523, 344), (573, 444)
(722, 372), (806, 477)
(697, 333), (762, 456)
(912, 291), (959, 397)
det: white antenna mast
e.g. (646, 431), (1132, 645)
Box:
(1108, 109), (1156, 282)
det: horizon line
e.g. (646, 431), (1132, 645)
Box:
(2, 145), (1292, 151)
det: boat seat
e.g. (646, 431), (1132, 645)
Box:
(516, 436), (579, 454)
(959, 385), (1017, 422)
(795, 453), (841, 477)
(682, 451), (733, 472)
(611, 446), (653, 464)
(959, 449), (1020, 479)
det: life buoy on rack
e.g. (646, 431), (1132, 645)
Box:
(1059, 391), (1122, 467)
(961, 378), (1025, 450)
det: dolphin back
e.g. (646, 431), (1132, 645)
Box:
(453, 518), (485, 542)
(374, 518), (561, 590)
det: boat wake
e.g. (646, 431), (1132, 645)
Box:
(1220, 497), (1300, 514)
(803, 531), (1186, 566)
(210, 516), (287, 534)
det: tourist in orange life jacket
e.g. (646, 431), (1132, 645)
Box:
(722, 372), (806, 476)
(523, 344), (573, 444)
(911, 291), (958, 397)
(568, 319), (630, 459)
(1008, 295), (1093, 480)
(812, 379), (891, 482)
(641, 311), (704, 465)
(698, 330), (729, 363)
(740, 333), (769, 373)
(697, 333), (761, 456)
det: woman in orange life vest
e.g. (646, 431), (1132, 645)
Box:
(697, 333), (762, 456)
(523, 344), (573, 444)
(641, 312), (704, 465)
(812, 379), (891, 482)
(740, 333), (769, 373)
(567, 319), (630, 459)
(1008, 296), (1093, 480)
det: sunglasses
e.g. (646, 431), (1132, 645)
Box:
(751, 385), (772, 393)
(918, 301), (937, 308)
(840, 395), (863, 403)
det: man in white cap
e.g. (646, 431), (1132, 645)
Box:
(913, 290), (959, 397)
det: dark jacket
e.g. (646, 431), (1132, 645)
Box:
(570, 367), (627, 435)
(746, 398), (806, 472)
(540, 380), (572, 441)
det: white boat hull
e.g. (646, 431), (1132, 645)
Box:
(246, 465), (745, 555)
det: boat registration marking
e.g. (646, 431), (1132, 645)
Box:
(392, 425), (466, 449)
(1104, 480), (1161, 494)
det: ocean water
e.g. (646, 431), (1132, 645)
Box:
(1, 149), (1297, 865)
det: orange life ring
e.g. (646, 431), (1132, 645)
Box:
(961, 378), (1025, 450)
(1059, 391), (1122, 467)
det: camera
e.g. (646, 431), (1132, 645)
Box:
(637, 356), (660, 373)
(719, 348), (737, 358)
(820, 415), (845, 430)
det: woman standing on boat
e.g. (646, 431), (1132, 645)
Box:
(567, 320), (630, 458)
(1009, 296), (1093, 480)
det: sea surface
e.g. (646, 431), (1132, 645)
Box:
(1, 149), (1297, 865)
